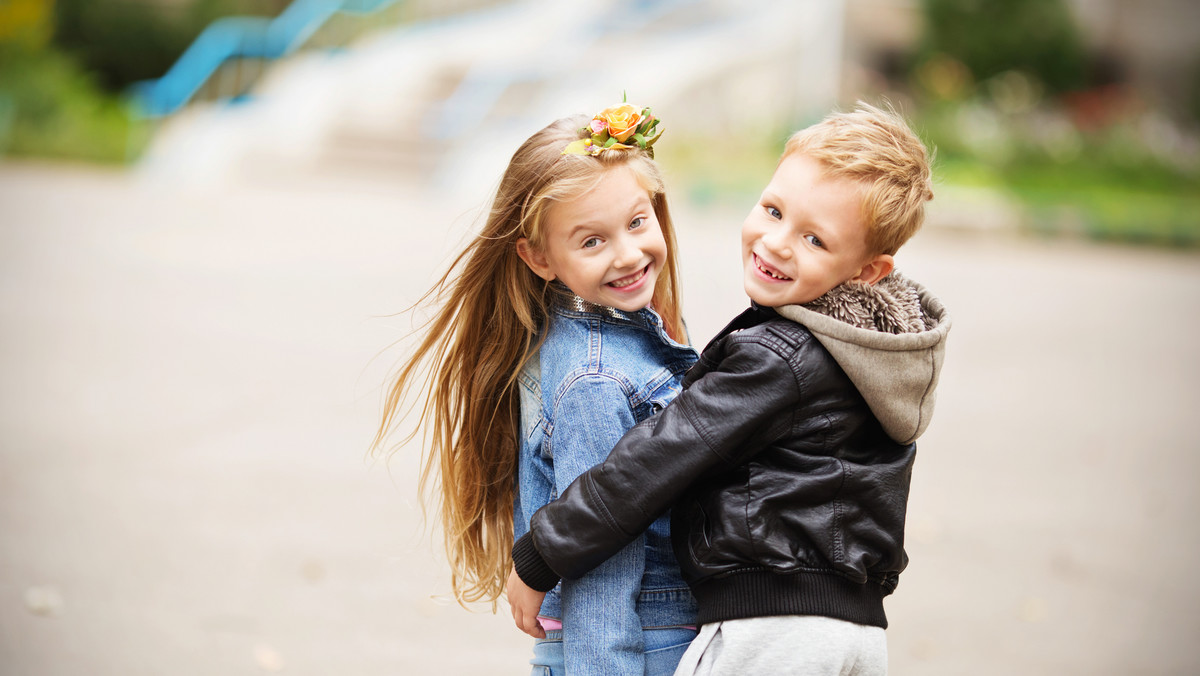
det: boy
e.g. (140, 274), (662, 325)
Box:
(508, 103), (951, 674)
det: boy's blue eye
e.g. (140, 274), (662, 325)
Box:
(766, 206), (782, 219)
(582, 237), (600, 249)
(805, 234), (824, 248)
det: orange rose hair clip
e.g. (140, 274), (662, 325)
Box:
(563, 98), (663, 158)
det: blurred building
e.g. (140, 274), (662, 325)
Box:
(134, 0), (1199, 189)
(136, 0), (846, 192)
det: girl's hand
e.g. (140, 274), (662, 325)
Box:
(506, 569), (547, 639)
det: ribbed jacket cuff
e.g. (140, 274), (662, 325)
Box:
(512, 532), (561, 593)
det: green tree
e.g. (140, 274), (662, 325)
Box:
(52, 0), (290, 93)
(917, 0), (1087, 94)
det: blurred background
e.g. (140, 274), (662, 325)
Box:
(1, 0), (1198, 673)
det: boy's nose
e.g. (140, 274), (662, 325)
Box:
(761, 230), (792, 258)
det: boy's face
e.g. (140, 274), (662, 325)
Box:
(517, 165), (667, 312)
(741, 153), (887, 307)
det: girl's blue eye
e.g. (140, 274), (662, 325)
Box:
(766, 206), (782, 219)
(582, 237), (600, 249)
(805, 234), (824, 248)
(629, 216), (645, 230)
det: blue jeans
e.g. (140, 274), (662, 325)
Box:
(530, 626), (697, 676)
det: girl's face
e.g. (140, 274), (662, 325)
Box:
(518, 166), (667, 313)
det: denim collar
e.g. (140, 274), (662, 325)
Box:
(548, 281), (657, 330)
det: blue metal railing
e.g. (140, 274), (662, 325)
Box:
(129, 0), (400, 118)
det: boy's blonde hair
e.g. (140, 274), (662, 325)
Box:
(784, 102), (933, 255)
(372, 115), (685, 607)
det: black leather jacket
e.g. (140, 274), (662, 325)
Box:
(513, 304), (923, 628)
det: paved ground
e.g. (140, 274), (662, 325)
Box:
(1, 162), (1198, 674)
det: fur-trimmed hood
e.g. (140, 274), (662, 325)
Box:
(774, 271), (950, 445)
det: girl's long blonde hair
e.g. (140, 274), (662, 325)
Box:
(372, 115), (686, 607)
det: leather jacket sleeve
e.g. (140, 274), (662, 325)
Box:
(514, 334), (802, 590)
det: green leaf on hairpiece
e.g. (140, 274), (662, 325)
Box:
(632, 132), (647, 147)
(645, 130), (663, 146)
(603, 136), (618, 148)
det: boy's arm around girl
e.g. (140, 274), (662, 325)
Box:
(513, 313), (811, 591)
(512, 283), (950, 632)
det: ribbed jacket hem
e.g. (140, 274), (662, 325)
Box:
(691, 569), (890, 629)
(512, 532), (561, 593)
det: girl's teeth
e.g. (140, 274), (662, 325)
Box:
(610, 268), (645, 288)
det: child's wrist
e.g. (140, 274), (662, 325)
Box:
(512, 532), (561, 592)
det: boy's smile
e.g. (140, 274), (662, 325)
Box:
(752, 253), (792, 281)
(741, 154), (890, 307)
(518, 166), (666, 312)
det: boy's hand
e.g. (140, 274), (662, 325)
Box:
(507, 569), (547, 639)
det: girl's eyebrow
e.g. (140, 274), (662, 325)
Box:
(564, 223), (597, 240)
(564, 195), (652, 239)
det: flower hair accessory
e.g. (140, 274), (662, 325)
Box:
(563, 99), (663, 158)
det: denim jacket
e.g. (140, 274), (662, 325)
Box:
(514, 285), (699, 674)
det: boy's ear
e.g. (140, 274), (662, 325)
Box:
(516, 238), (556, 281)
(853, 253), (894, 285)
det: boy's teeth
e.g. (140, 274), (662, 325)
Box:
(757, 257), (790, 280)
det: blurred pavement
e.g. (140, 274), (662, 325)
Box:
(1, 161), (1199, 674)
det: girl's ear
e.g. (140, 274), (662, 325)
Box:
(853, 253), (894, 285)
(516, 238), (555, 281)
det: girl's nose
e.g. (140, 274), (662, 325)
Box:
(612, 237), (642, 268)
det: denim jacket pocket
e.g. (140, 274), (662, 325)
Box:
(637, 379), (681, 424)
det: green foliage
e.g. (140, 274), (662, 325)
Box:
(657, 126), (784, 207)
(0, 0), (54, 51)
(915, 0), (1087, 96)
(0, 0), (291, 162)
(52, 0), (289, 93)
(0, 0), (392, 163)
(0, 44), (148, 163)
(1189, 53), (1200, 125)
(924, 104), (1200, 247)
(1002, 158), (1199, 246)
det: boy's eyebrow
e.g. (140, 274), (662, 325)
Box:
(806, 211), (849, 246)
(761, 189), (846, 247)
(809, 221), (839, 246)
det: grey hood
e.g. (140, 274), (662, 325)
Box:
(775, 271), (950, 445)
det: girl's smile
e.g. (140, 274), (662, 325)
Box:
(607, 265), (651, 290)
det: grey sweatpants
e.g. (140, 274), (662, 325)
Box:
(672, 615), (887, 676)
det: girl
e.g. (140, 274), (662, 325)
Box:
(373, 104), (698, 675)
